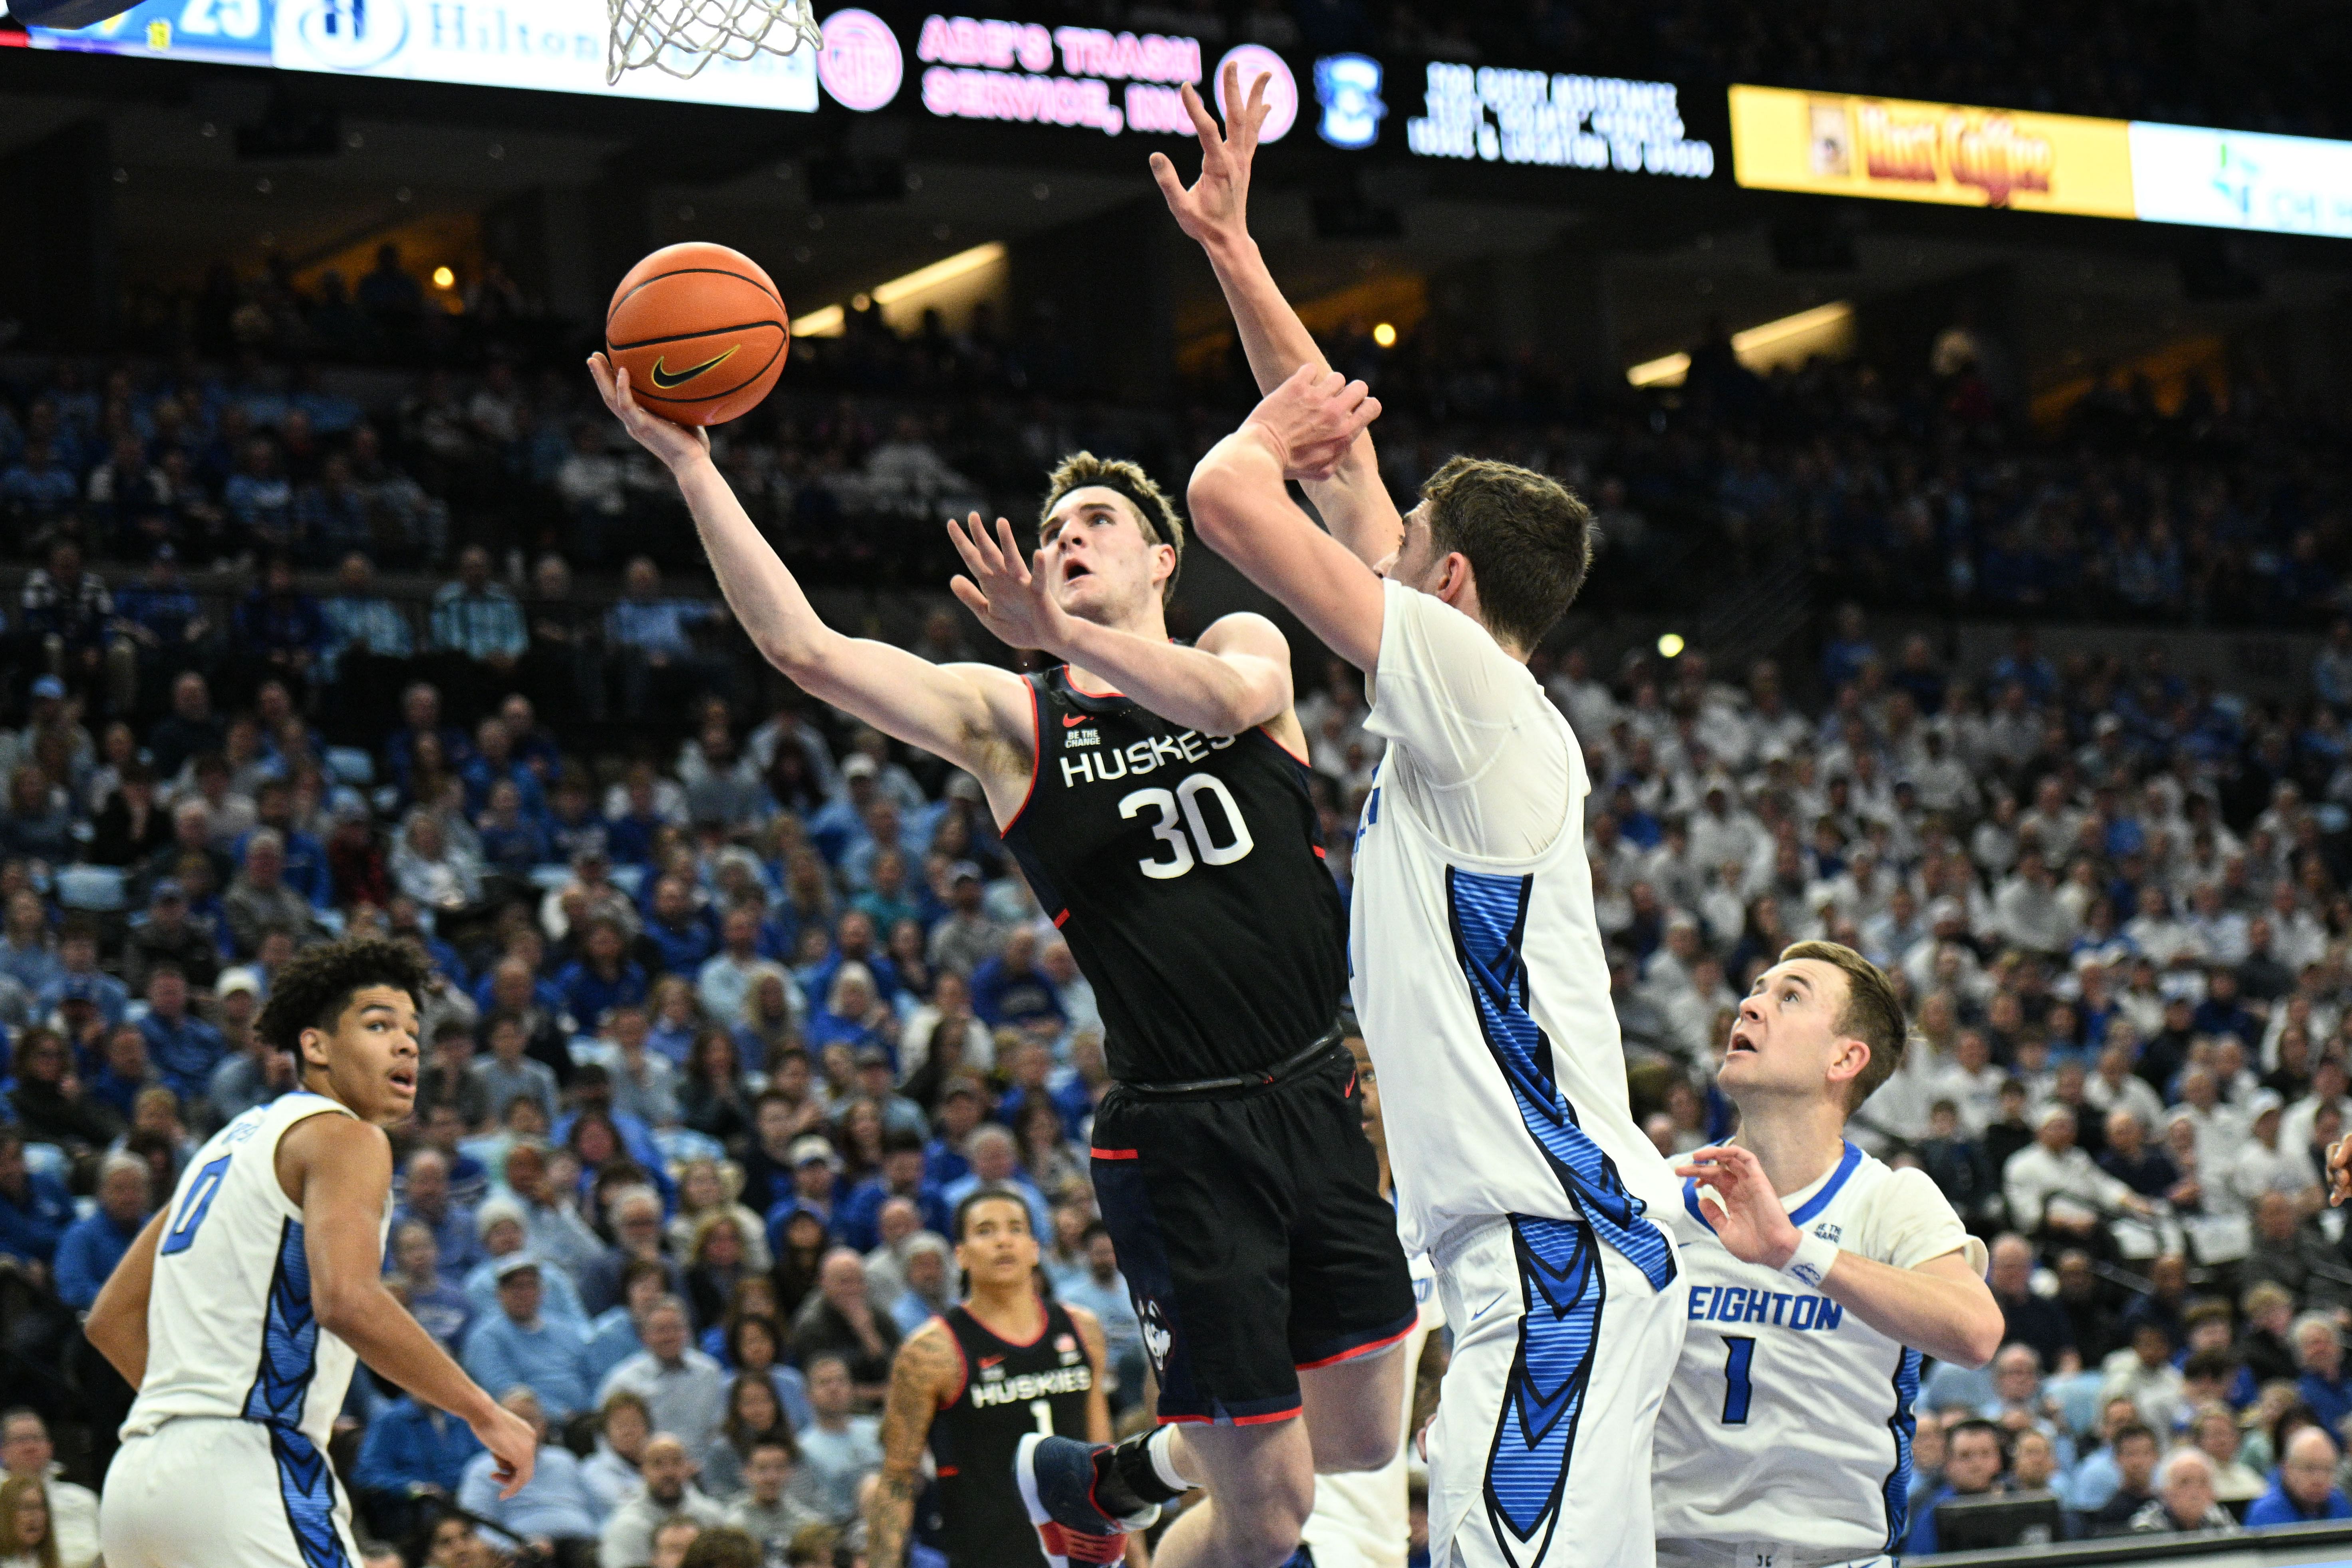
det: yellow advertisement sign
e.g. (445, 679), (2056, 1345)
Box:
(1728, 84), (2137, 217)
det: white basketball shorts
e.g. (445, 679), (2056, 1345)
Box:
(102, 1417), (362, 1568)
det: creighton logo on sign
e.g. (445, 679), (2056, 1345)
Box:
(1314, 54), (1383, 149)
(279, 0), (408, 70)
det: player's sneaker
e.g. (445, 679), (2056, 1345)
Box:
(1015, 1433), (1158, 1565)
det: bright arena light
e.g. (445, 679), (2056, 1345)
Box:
(1657, 632), (1686, 658)
(1627, 301), (1855, 387)
(793, 242), (1009, 340)
(1372, 322), (1397, 348)
(430, 266), (455, 289)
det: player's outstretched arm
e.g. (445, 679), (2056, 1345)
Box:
(1679, 1145), (2004, 1368)
(1189, 366), (1389, 674)
(1151, 65), (1402, 568)
(86, 1207), (168, 1387)
(588, 356), (1032, 799)
(286, 1113), (540, 1496)
(868, 1322), (959, 1568)
(946, 514), (1292, 737)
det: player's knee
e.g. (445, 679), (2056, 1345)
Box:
(1219, 1479), (1314, 1568)
(1310, 1421), (1400, 1475)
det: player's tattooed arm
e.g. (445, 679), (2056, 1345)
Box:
(869, 1322), (959, 1568)
(1065, 1305), (1117, 1445)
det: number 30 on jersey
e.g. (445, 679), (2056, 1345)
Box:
(1120, 773), (1255, 879)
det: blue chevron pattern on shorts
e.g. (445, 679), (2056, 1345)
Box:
(1482, 1215), (1599, 1560)
(270, 1425), (350, 1568)
(1444, 868), (1675, 1290)
(243, 1218), (349, 1568)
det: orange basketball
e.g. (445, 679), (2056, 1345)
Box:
(605, 242), (789, 426)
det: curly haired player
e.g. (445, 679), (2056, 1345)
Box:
(91, 937), (537, 1568)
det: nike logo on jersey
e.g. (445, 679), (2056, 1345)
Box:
(1469, 1292), (1507, 1323)
(979, 1355), (1004, 1368)
(649, 346), (739, 388)
(1062, 713), (1089, 727)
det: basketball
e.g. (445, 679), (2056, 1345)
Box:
(604, 241), (791, 426)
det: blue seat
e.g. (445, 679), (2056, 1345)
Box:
(54, 864), (126, 912)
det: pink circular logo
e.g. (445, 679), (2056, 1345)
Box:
(818, 8), (902, 111)
(1215, 44), (1297, 143)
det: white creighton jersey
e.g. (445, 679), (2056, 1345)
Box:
(1349, 579), (1682, 1260)
(1652, 1143), (1988, 1565)
(123, 1092), (389, 1454)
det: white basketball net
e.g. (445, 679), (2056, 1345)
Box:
(607, 0), (822, 82)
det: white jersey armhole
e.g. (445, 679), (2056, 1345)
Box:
(255, 1093), (364, 1225)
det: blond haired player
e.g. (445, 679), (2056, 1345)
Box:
(1653, 942), (2002, 1568)
(89, 938), (535, 1568)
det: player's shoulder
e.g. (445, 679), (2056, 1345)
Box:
(896, 1313), (962, 1376)
(1195, 610), (1290, 658)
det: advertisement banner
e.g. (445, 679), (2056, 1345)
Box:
(2128, 120), (2352, 238)
(17, 0), (817, 110)
(1728, 83), (2136, 217)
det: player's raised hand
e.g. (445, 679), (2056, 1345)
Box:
(1148, 62), (1272, 251)
(1675, 1143), (1802, 1270)
(2330, 1136), (2352, 1206)
(470, 1399), (540, 1500)
(587, 352), (709, 472)
(947, 512), (1069, 654)
(1243, 363), (1381, 482)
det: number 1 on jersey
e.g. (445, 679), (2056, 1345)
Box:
(1720, 1335), (1756, 1425)
(1028, 1399), (1054, 1436)
(159, 1154), (232, 1257)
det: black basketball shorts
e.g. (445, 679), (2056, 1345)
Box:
(1088, 1042), (1418, 1425)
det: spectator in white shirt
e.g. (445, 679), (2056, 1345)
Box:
(2005, 1104), (2155, 1244)
(0, 1413), (95, 1568)
(596, 1434), (726, 1568)
(2229, 1091), (2316, 1210)
(1994, 851), (2074, 957)
(1932, 1028), (2007, 1138)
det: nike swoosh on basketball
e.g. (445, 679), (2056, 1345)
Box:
(1062, 714), (1089, 727)
(649, 344), (739, 388)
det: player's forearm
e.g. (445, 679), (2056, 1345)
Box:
(1818, 1252), (2004, 1367)
(1051, 617), (1283, 737)
(86, 1208), (164, 1387)
(1189, 429), (1383, 672)
(1202, 239), (1402, 566)
(324, 1283), (501, 1425)
(864, 1470), (920, 1568)
(670, 454), (838, 677)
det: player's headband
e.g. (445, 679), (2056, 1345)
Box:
(1041, 473), (1178, 551)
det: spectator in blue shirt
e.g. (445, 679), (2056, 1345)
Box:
(37, 927), (129, 1030)
(969, 928), (1066, 1032)
(835, 1137), (950, 1254)
(0, 891), (61, 997)
(556, 918), (649, 1029)
(606, 557), (721, 720)
(319, 551), (413, 685)
(137, 965), (226, 1106)
(1907, 1419), (2008, 1556)
(457, 1388), (604, 1546)
(240, 781), (332, 909)
(461, 714), (548, 824)
(223, 440), (295, 551)
(351, 1392), (487, 1544)
(386, 681), (472, 797)
(234, 556), (328, 688)
(461, 1256), (595, 1421)
(52, 1153), (151, 1309)
(2245, 1427), (2352, 1527)
(2296, 1314), (2352, 1435)
(643, 877), (718, 978)
(2, 440), (79, 517)
(0, 1129), (73, 1267)
(394, 1147), (483, 1283)
(431, 546), (528, 668)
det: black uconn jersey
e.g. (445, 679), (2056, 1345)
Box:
(930, 1302), (1095, 1568)
(1002, 666), (1348, 1084)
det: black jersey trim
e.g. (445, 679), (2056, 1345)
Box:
(1003, 678), (1046, 836)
